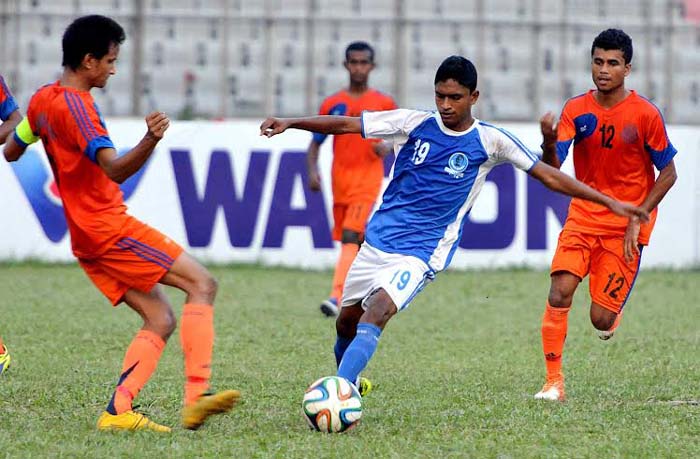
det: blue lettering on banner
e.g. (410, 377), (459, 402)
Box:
(171, 148), (269, 247)
(11, 146), (569, 253)
(262, 151), (334, 248)
(460, 164), (516, 249)
(458, 164), (569, 250)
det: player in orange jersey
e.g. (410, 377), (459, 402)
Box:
(4, 15), (239, 430)
(534, 29), (678, 401)
(307, 41), (397, 317)
(0, 74), (22, 376)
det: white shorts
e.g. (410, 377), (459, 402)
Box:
(341, 242), (435, 312)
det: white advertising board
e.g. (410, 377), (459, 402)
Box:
(0, 119), (697, 269)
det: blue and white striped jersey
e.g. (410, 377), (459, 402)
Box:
(361, 109), (538, 272)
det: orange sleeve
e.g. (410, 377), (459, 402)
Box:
(643, 107), (677, 170)
(555, 102), (576, 163)
(63, 92), (115, 163)
(318, 96), (333, 116)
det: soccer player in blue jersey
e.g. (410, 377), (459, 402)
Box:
(260, 55), (648, 398)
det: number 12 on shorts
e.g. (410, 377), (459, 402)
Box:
(390, 270), (411, 291)
(603, 272), (625, 299)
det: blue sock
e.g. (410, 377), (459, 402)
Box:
(337, 323), (382, 384)
(334, 335), (353, 368)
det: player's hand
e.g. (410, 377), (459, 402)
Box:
(308, 169), (321, 192)
(145, 111), (170, 141)
(608, 201), (649, 223)
(260, 117), (290, 138)
(539, 112), (558, 145)
(623, 216), (642, 263)
(371, 140), (393, 158)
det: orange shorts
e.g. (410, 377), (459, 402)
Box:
(550, 230), (643, 314)
(332, 201), (374, 241)
(78, 218), (184, 306)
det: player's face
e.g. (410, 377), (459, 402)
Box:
(591, 48), (630, 94)
(89, 43), (120, 89)
(434, 79), (479, 129)
(344, 50), (374, 85)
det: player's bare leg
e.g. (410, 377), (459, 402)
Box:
(535, 272), (580, 402)
(360, 289), (398, 330)
(161, 252), (240, 430)
(590, 302), (620, 340)
(322, 229), (362, 317)
(336, 303), (365, 341)
(98, 286), (175, 432)
(336, 289), (397, 396)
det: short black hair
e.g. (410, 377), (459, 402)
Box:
(62, 15), (125, 70)
(434, 55), (477, 92)
(591, 28), (633, 64)
(345, 41), (374, 63)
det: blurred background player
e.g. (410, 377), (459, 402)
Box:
(261, 55), (648, 402)
(535, 29), (678, 402)
(0, 74), (22, 376)
(4, 15), (239, 431)
(306, 41), (397, 317)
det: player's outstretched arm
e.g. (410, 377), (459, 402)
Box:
(97, 111), (169, 184)
(260, 116), (361, 138)
(528, 161), (649, 221)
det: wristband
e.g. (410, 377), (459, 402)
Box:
(13, 116), (39, 147)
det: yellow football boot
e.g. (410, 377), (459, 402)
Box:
(97, 410), (171, 433)
(0, 346), (11, 376)
(358, 377), (372, 397)
(182, 389), (241, 430)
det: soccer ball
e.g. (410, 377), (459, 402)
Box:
(302, 376), (362, 433)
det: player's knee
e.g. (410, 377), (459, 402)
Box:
(590, 307), (616, 331)
(193, 273), (218, 303)
(149, 309), (177, 339)
(548, 288), (573, 308)
(364, 297), (396, 328)
(336, 315), (356, 338)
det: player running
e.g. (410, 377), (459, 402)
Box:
(308, 41), (397, 317)
(0, 74), (22, 376)
(4, 15), (239, 431)
(260, 55), (649, 401)
(534, 29), (678, 402)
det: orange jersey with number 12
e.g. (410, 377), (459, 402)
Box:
(556, 90), (677, 244)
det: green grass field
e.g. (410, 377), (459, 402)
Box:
(0, 264), (698, 458)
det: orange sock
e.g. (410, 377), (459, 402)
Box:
(107, 330), (165, 415)
(180, 303), (214, 406)
(330, 243), (359, 300)
(541, 301), (570, 382)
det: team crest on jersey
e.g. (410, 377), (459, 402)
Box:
(622, 124), (639, 144)
(444, 152), (468, 179)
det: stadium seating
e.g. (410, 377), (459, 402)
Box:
(0, 0), (696, 123)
